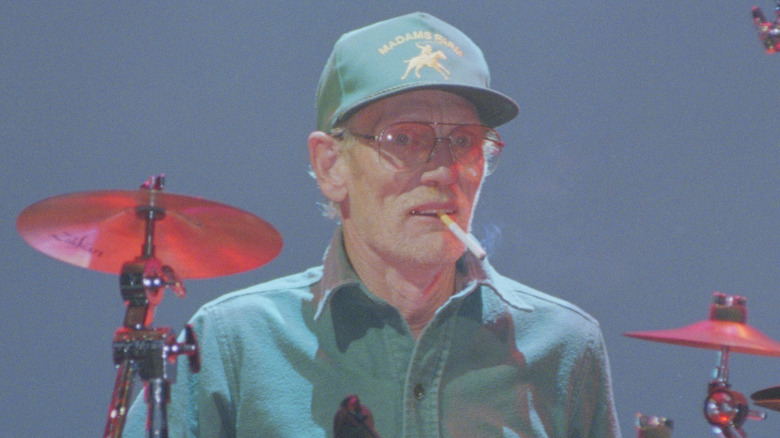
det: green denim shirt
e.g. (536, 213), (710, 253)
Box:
(123, 229), (620, 437)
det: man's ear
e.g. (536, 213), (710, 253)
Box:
(308, 131), (348, 203)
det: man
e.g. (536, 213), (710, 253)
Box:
(124, 12), (620, 437)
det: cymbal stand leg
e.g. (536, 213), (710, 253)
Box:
(103, 359), (138, 437)
(146, 377), (170, 438)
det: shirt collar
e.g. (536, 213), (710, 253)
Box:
(313, 228), (362, 320)
(313, 227), (534, 320)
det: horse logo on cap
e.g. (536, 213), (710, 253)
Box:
(401, 43), (450, 80)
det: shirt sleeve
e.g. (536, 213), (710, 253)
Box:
(571, 329), (622, 438)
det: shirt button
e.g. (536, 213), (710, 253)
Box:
(413, 383), (425, 400)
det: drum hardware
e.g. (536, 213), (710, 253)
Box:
(751, 0), (780, 54)
(103, 175), (197, 437)
(333, 395), (382, 438)
(16, 175), (283, 438)
(626, 293), (777, 437)
(702, 346), (766, 438)
(635, 413), (673, 438)
(751, 385), (780, 412)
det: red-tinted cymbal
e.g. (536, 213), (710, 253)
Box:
(16, 190), (283, 279)
(751, 386), (780, 412)
(625, 319), (780, 357)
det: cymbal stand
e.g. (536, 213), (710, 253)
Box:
(103, 176), (200, 438)
(701, 294), (766, 437)
(703, 346), (765, 437)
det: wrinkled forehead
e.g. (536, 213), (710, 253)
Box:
(346, 89), (480, 132)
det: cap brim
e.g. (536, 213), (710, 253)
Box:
(336, 83), (519, 129)
(448, 85), (519, 128)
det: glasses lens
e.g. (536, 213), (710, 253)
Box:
(449, 125), (488, 165)
(378, 123), (435, 172)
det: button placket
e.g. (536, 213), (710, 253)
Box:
(402, 303), (462, 437)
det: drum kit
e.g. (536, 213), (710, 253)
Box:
(16, 175), (283, 437)
(14, 175), (780, 437)
(626, 293), (780, 437)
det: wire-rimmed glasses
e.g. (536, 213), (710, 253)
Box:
(333, 121), (504, 175)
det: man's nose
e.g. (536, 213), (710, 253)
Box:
(427, 138), (456, 167)
(420, 139), (458, 186)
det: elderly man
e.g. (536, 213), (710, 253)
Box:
(124, 12), (620, 437)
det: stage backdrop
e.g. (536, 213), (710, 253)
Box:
(2, 2), (778, 436)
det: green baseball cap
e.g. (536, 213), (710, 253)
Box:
(315, 12), (519, 131)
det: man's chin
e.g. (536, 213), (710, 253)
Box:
(398, 236), (464, 266)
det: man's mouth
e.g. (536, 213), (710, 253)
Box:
(410, 207), (456, 217)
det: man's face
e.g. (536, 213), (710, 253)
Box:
(338, 89), (486, 269)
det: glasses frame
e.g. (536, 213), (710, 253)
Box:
(331, 121), (505, 175)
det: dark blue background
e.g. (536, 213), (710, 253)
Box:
(2, 2), (779, 436)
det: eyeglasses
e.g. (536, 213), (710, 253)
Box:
(332, 121), (504, 175)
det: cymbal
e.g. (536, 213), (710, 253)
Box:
(751, 386), (780, 412)
(625, 319), (780, 357)
(17, 189), (283, 279)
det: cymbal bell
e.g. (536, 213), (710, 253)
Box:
(16, 189), (283, 279)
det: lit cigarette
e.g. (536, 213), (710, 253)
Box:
(438, 213), (486, 260)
